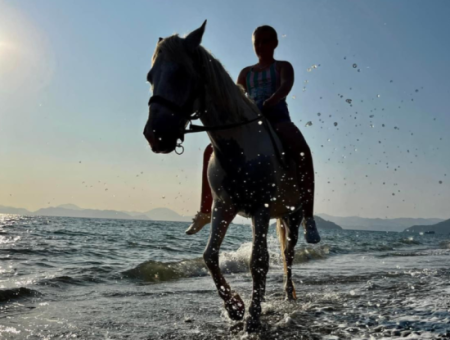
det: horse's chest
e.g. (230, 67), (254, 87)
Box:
(208, 155), (279, 213)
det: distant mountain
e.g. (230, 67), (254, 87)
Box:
(269, 216), (342, 230)
(0, 205), (32, 215)
(34, 207), (148, 220)
(144, 207), (191, 222)
(318, 214), (444, 232)
(404, 219), (450, 234)
(57, 204), (82, 210)
(315, 216), (342, 230)
(0, 204), (441, 232)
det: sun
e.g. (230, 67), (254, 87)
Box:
(0, 41), (20, 75)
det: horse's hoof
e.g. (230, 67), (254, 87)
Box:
(224, 292), (245, 321)
(245, 316), (262, 333)
(285, 285), (297, 301)
(229, 321), (245, 334)
(284, 291), (297, 301)
(285, 295), (297, 302)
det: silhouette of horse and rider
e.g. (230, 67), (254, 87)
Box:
(144, 20), (319, 332)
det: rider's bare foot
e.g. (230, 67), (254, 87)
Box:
(185, 211), (211, 235)
(303, 217), (321, 244)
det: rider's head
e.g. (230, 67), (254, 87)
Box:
(252, 25), (278, 60)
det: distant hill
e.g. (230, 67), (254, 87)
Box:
(318, 214), (444, 232)
(269, 216), (342, 230)
(0, 204), (440, 232)
(143, 207), (190, 222)
(57, 204), (83, 211)
(0, 205), (32, 215)
(404, 219), (450, 234)
(315, 216), (342, 230)
(34, 206), (148, 220)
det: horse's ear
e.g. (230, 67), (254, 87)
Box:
(158, 37), (163, 43)
(185, 20), (207, 54)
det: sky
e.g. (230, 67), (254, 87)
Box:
(1, 0), (449, 219)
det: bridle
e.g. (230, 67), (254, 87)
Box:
(148, 51), (263, 155)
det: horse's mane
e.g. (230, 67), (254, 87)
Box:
(152, 34), (261, 122)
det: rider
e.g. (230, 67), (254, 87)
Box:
(186, 25), (320, 244)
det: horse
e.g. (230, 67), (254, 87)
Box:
(144, 20), (305, 332)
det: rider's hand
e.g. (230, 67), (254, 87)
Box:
(263, 97), (278, 109)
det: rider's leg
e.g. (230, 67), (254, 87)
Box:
(274, 122), (320, 243)
(185, 144), (213, 235)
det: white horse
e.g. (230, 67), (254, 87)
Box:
(144, 20), (305, 332)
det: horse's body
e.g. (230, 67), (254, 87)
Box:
(144, 20), (304, 332)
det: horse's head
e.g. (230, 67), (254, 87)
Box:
(144, 20), (207, 154)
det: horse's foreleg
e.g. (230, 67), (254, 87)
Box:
(246, 209), (270, 332)
(203, 201), (244, 321)
(283, 210), (302, 300)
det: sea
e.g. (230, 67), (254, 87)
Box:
(1, 214), (449, 340)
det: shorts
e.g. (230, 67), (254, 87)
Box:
(256, 100), (292, 125)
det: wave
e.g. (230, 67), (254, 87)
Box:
(0, 287), (42, 303)
(37, 275), (104, 287)
(0, 248), (77, 256)
(439, 240), (450, 249)
(399, 237), (421, 245)
(123, 242), (331, 283)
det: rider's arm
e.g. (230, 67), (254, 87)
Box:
(265, 61), (294, 105)
(237, 67), (249, 93)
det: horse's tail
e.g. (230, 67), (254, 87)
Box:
(276, 218), (296, 299)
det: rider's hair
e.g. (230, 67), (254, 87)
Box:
(252, 25), (278, 43)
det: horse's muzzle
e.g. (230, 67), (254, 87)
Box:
(144, 107), (183, 154)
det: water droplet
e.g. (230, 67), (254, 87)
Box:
(264, 203), (269, 208)
(292, 95), (296, 99)
(258, 121), (263, 125)
(345, 99), (352, 104)
(352, 63), (357, 68)
(334, 122), (338, 127)
(439, 180), (443, 184)
(300, 152), (305, 156)
(317, 112), (321, 116)
(305, 121), (313, 127)
(377, 94), (381, 98)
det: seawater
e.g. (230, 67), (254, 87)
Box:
(1, 215), (449, 339)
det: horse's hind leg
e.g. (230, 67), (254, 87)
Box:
(282, 210), (302, 300)
(203, 201), (244, 321)
(246, 209), (270, 332)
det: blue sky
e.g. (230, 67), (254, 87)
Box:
(1, 0), (449, 218)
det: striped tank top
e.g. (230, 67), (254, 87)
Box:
(246, 61), (291, 124)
